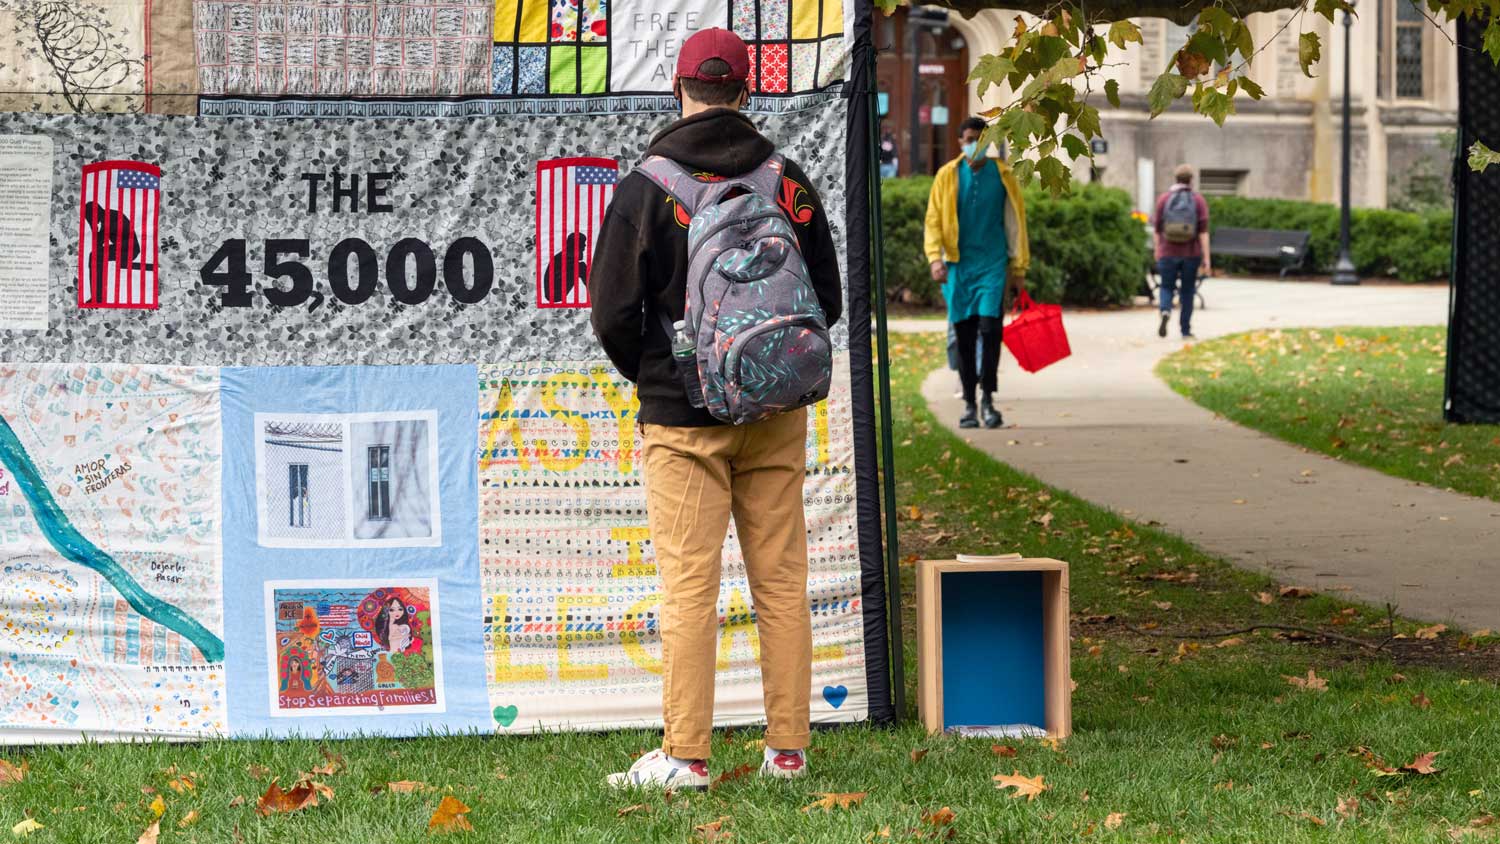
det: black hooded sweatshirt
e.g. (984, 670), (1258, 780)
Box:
(588, 107), (844, 427)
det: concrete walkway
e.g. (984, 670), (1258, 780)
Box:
(906, 278), (1500, 630)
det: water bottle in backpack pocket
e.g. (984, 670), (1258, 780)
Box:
(640, 153), (833, 425)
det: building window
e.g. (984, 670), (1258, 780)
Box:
(1395, 0), (1425, 97)
(288, 464), (310, 528)
(367, 445), (391, 521)
(1198, 169), (1246, 196)
(1379, 0), (1427, 99)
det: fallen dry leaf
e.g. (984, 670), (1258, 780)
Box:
(11, 819), (43, 837)
(1335, 796), (1359, 820)
(1255, 592), (1275, 605)
(227, 795), (246, 808)
(922, 807), (957, 826)
(383, 780), (433, 794)
(1105, 812), (1126, 830)
(136, 818), (161, 844)
(1279, 586), (1314, 599)
(695, 816), (734, 842)
(1153, 601), (1173, 611)
(994, 771), (1048, 801)
(1283, 810), (1327, 827)
(1401, 752), (1442, 775)
(1284, 669), (1329, 692)
(1412, 693), (1433, 710)
(1217, 637), (1246, 648)
(149, 795), (165, 818)
(166, 774), (195, 794)
(246, 764), (271, 779)
(803, 792), (868, 813)
(428, 795), (473, 833)
(992, 744), (1018, 758)
(711, 763), (755, 789)
(1387, 673), (1408, 684)
(255, 779), (321, 817)
(313, 747), (346, 776)
(0, 759), (27, 785)
(177, 810), (200, 829)
(616, 804), (651, 818)
(1416, 624), (1448, 640)
(909, 749), (929, 764)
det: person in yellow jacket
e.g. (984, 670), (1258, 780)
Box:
(924, 117), (1030, 429)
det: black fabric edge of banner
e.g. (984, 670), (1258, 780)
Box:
(844, 0), (895, 725)
(1447, 14), (1500, 424)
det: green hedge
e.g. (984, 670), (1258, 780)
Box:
(1206, 196), (1451, 282)
(879, 177), (1150, 308)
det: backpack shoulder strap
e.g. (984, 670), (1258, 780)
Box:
(635, 155), (716, 216)
(741, 153), (787, 199)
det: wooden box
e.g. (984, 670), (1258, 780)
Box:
(916, 555), (1072, 739)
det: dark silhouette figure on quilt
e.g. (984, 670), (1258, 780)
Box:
(545, 233), (589, 305)
(82, 200), (152, 305)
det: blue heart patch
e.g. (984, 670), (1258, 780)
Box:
(822, 685), (848, 709)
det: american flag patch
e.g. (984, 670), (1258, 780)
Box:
(77, 160), (161, 310)
(320, 604), (353, 626)
(536, 157), (618, 309)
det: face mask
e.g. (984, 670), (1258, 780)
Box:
(961, 141), (979, 161)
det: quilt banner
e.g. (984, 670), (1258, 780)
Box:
(0, 0), (888, 741)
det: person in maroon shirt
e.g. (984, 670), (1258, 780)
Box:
(1153, 164), (1212, 339)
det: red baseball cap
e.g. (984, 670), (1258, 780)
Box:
(676, 27), (750, 83)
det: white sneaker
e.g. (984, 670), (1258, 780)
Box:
(760, 748), (808, 779)
(606, 749), (709, 791)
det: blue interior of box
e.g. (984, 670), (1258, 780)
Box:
(940, 570), (1047, 730)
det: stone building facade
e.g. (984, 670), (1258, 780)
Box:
(883, 2), (1457, 211)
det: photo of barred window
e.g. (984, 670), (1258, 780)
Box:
(260, 420), (346, 543)
(348, 419), (435, 541)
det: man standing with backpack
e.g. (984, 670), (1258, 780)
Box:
(588, 27), (843, 790)
(1154, 164), (1212, 340)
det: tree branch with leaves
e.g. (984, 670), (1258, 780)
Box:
(876, 0), (1500, 190)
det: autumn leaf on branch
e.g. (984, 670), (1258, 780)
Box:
(938, 0), (1500, 185)
(1471, 141), (1500, 173)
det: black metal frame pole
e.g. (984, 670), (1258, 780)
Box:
(1332, 7), (1360, 285)
(868, 36), (907, 719)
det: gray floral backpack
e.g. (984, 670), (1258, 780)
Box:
(636, 153), (833, 425)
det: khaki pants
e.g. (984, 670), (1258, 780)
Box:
(641, 408), (812, 759)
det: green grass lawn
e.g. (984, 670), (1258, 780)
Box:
(1157, 326), (1500, 503)
(3, 331), (1499, 843)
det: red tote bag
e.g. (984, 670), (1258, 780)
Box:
(1002, 288), (1072, 373)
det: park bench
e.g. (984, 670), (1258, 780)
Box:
(1211, 227), (1312, 279)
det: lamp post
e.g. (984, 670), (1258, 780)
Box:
(1331, 5), (1360, 285)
